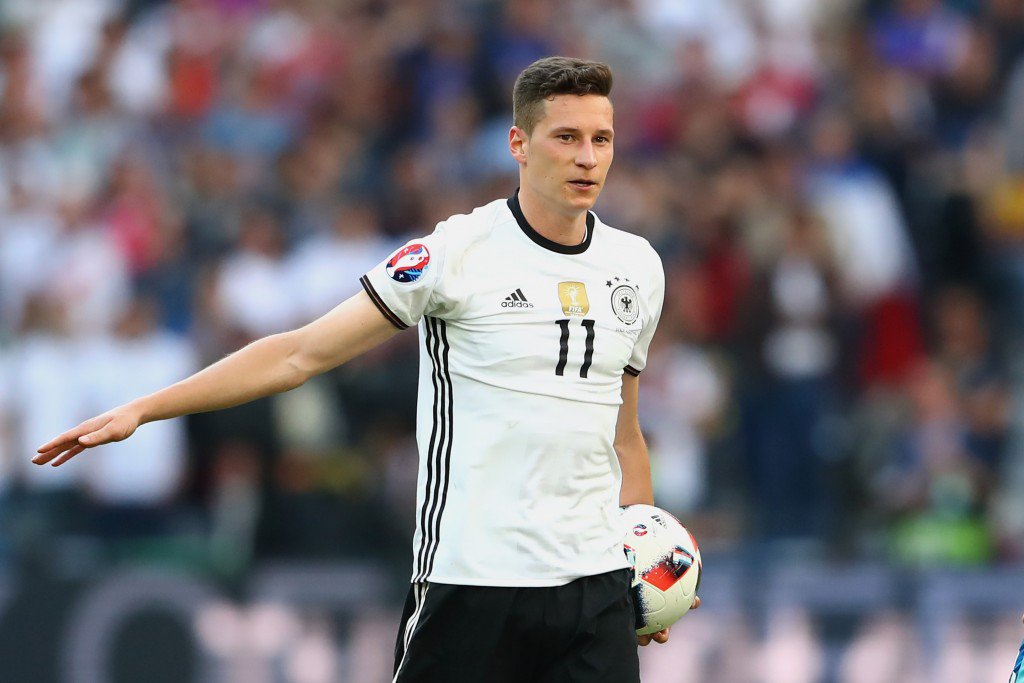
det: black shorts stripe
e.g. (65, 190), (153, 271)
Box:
(392, 583), (429, 682)
(623, 365), (641, 377)
(359, 275), (408, 330)
(414, 318), (454, 583)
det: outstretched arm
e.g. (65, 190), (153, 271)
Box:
(34, 290), (400, 466)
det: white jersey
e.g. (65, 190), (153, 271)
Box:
(361, 193), (665, 587)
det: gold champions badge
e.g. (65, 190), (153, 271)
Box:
(558, 281), (590, 317)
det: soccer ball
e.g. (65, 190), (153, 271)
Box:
(621, 504), (702, 636)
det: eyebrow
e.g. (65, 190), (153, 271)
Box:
(550, 126), (614, 137)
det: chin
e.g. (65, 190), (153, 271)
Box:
(562, 187), (600, 205)
(567, 194), (598, 212)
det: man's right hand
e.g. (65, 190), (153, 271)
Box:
(31, 290), (401, 469)
(33, 405), (142, 467)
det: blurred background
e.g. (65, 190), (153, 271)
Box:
(0, 0), (1022, 680)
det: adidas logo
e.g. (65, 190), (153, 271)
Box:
(501, 288), (534, 308)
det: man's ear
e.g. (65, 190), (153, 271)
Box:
(509, 126), (529, 165)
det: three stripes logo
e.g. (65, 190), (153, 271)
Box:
(501, 288), (534, 308)
(414, 317), (453, 583)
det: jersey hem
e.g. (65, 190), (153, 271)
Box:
(624, 365), (641, 377)
(418, 562), (632, 588)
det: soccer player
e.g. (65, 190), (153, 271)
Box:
(35, 56), (695, 682)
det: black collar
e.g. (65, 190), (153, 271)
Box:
(507, 189), (594, 255)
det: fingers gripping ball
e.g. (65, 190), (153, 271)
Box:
(621, 504), (702, 636)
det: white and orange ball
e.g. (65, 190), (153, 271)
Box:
(621, 504), (702, 635)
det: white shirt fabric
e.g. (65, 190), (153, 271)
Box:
(0, 207), (60, 335)
(287, 232), (395, 322)
(808, 168), (916, 305)
(361, 194), (665, 587)
(41, 224), (131, 338)
(215, 250), (298, 337)
(0, 349), (15, 493)
(641, 343), (727, 513)
(10, 334), (90, 490)
(79, 331), (197, 504)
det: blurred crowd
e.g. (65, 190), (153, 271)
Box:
(0, 0), (1023, 579)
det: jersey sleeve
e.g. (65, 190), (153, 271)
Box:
(360, 227), (448, 329)
(624, 249), (665, 376)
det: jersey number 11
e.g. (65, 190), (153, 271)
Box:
(555, 319), (596, 378)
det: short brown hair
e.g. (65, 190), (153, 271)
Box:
(512, 57), (613, 135)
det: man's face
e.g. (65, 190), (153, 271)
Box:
(510, 94), (614, 216)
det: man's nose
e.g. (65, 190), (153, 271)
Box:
(575, 142), (597, 169)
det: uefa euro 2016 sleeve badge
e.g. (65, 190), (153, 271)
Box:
(386, 244), (430, 283)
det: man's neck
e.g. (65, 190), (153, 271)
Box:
(517, 187), (589, 247)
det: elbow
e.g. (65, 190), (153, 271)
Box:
(614, 425), (645, 456)
(283, 356), (312, 391)
(273, 331), (315, 390)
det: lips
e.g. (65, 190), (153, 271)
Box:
(569, 180), (597, 188)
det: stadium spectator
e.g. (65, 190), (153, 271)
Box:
(78, 295), (196, 537)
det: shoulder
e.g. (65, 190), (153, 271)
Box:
(435, 198), (512, 244)
(428, 199), (514, 277)
(592, 216), (663, 273)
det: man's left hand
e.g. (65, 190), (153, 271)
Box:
(637, 595), (700, 646)
(637, 629), (669, 646)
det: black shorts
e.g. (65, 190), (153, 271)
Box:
(392, 569), (639, 683)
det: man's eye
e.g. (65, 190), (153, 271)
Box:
(558, 134), (574, 142)
(595, 137), (609, 144)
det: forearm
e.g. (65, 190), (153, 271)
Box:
(133, 291), (399, 425)
(616, 432), (655, 506)
(615, 374), (654, 506)
(34, 291), (400, 467)
(133, 332), (308, 425)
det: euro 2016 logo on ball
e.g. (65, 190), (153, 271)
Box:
(386, 244), (430, 283)
(621, 504), (702, 635)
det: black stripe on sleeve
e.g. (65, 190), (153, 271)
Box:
(624, 365), (641, 377)
(360, 275), (409, 330)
